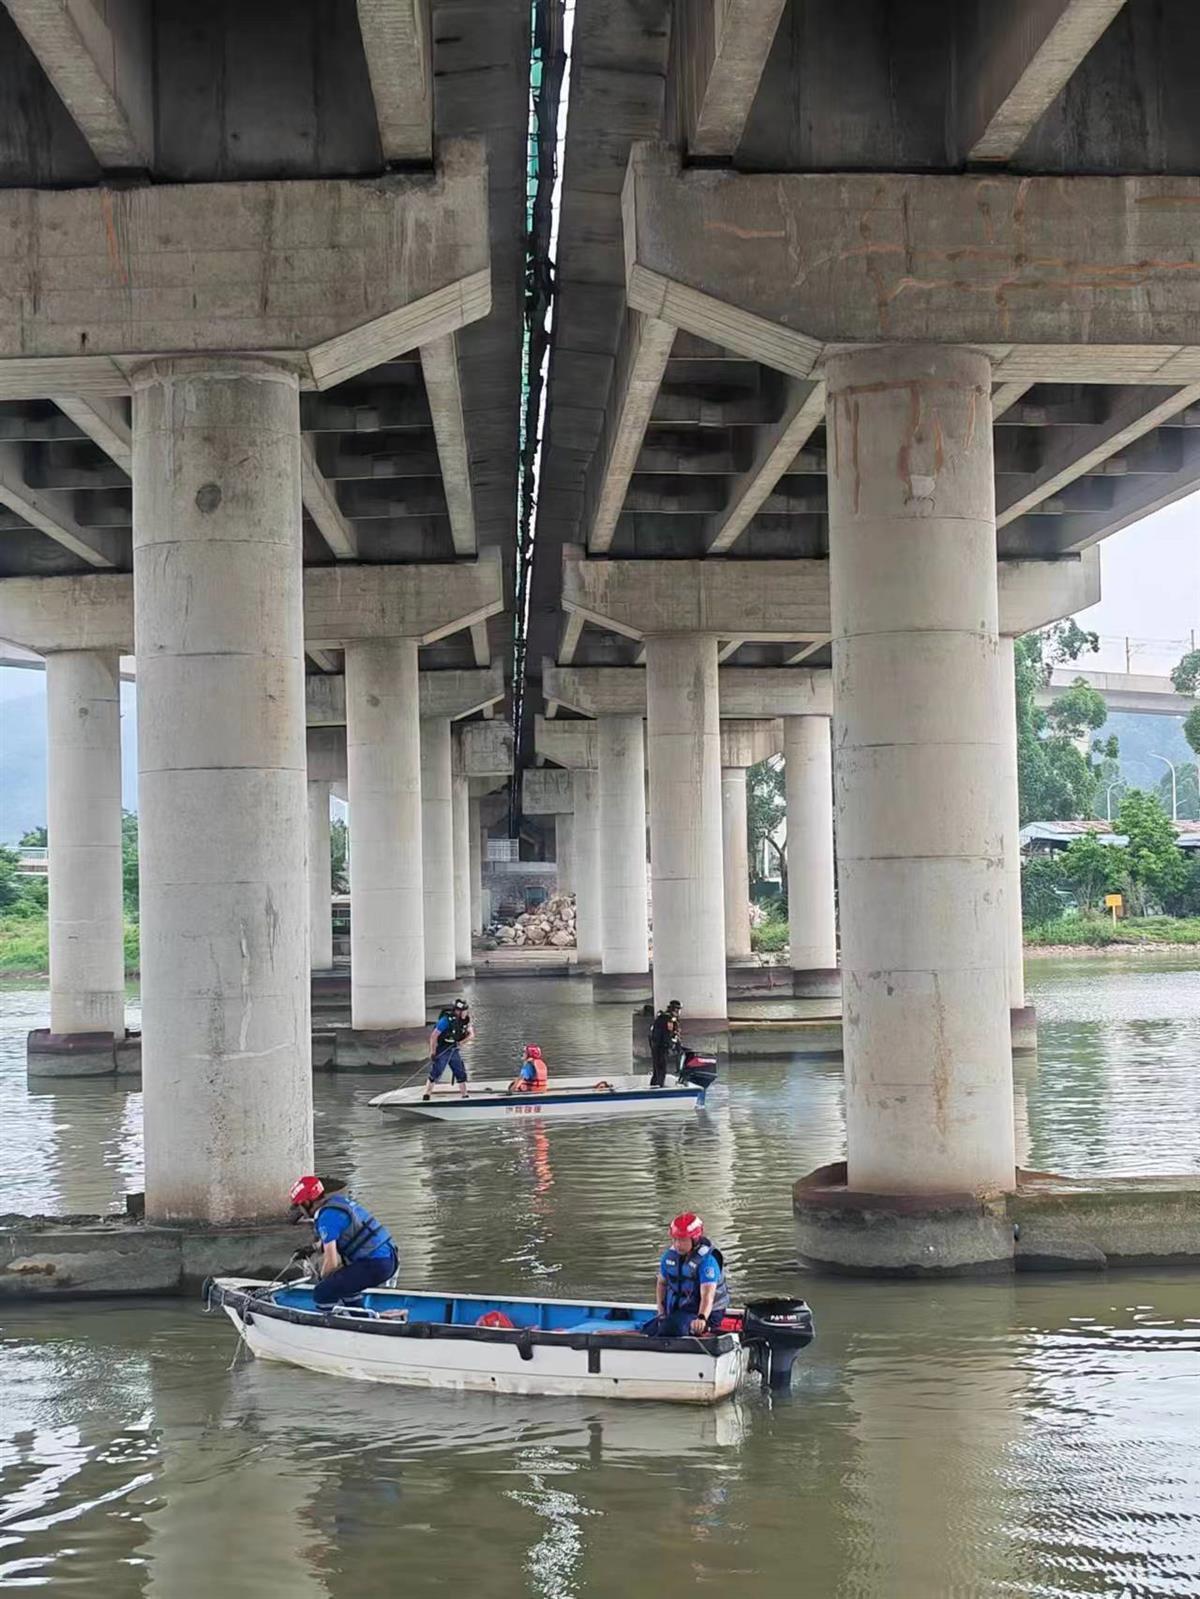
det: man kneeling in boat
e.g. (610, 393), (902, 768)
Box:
(508, 1043), (549, 1093)
(641, 1212), (730, 1338)
(289, 1176), (398, 1307)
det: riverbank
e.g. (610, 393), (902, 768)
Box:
(0, 913), (139, 977)
(1024, 915), (1200, 952)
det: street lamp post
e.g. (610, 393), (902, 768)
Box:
(1150, 754), (1179, 821)
(1104, 782), (1123, 823)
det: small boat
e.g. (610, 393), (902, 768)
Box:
(206, 1279), (814, 1405)
(368, 1053), (719, 1123)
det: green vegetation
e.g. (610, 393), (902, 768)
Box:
(747, 757), (785, 883)
(1025, 915), (1200, 948)
(0, 814), (142, 976)
(1015, 621), (1116, 824)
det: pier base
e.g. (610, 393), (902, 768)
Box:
(27, 1029), (142, 1079)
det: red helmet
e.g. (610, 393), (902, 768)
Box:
(289, 1174), (324, 1207)
(525, 1044), (543, 1060)
(669, 1211), (703, 1241)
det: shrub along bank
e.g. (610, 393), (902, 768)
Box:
(0, 912), (140, 976)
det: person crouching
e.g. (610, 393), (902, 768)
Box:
(289, 1175), (398, 1308)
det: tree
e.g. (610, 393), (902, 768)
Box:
(0, 845), (22, 911)
(330, 817), (349, 893)
(1186, 704), (1200, 760)
(1057, 831), (1125, 911)
(1015, 622), (1115, 824)
(1021, 856), (1066, 926)
(1158, 763), (1200, 822)
(18, 826), (47, 848)
(747, 757), (786, 883)
(1170, 649), (1200, 696)
(1115, 789), (1187, 913)
(121, 811), (139, 916)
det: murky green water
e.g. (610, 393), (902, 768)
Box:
(2, 957), (1199, 1596)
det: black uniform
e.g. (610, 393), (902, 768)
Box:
(648, 1008), (680, 1088)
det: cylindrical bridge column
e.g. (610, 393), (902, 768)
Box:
(827, 345), (1013, 1195)
(645, 634), (726, 1020)
(307, 779), (333, 973)
(997, 636), (1032, 1038)
(345, 638), (424, 1030)
(720, 766), (751, 962)
(420, 717), (456, 984)
(45, 649), (126, 1039)
(469, 796), (484, 934)
(572, 769), (602, 968)
(784, 716), (838, 991)
(134, 358), (312, 1223)
(598, 714), (649, 974)
(555, 813), (575, 896)
(452, 758), (473, 973)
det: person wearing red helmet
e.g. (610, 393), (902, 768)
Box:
(508, 1043), (549, 1093)
(641, 1211), (730, 1338)
(288, 1176), (398, 1308)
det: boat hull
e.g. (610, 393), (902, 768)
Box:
(211, 1280), (748, 1404)
(369, 1075), (704, 1122)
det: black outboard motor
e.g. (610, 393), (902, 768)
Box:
(675, 1047), (718, 1091)
(742, 1297), (815, 1390)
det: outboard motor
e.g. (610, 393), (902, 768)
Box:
(675, 1048), (718, 1091)
(742, 1297), (815, 1390)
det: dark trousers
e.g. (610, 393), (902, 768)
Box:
(641, 1308), (701, 1338)
(313, 1250), (397, 1307)
(649, 1048), (671, 1088)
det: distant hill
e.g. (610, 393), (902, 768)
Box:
(0, 670), (138, 843)
(1097, 708), (1197, 818)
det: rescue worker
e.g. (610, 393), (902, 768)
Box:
(648, 998), (682, 1088)
(424, 996), (474, 1100)
(289, 1175), (398, 1308)
(641, 1211), (730, 1338)
(509, 1043), (549, 1093)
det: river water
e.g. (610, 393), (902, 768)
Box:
(2, 958), (1199, 1596)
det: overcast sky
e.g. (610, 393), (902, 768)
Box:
(1076, 490), (1200, 669)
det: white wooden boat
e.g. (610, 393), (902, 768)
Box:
(368, 1073), (707, 1122)
(206, 1280), (813, 1405)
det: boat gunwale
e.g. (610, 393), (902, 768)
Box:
(208, 1280), (740, 1359)
(369, 1083), (705, 1111)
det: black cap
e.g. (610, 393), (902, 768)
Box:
(668, 998), (682, 1011)
(453, 996), (468, 1008)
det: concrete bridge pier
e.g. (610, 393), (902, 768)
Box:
(645, 634), (728, 1026)
(344, 638), (427, 1062)
(998, 636), (1037, 1052)
(784, 715), (839, 1000)
(307, 778), (334, 975)
(469, 797), (484, 935)
(555, 814), (575, 896)
(796, 345), (1015, 1270)
(135, 358), (313, 1225)
(452, 743), (474, 976)
(420, 716), (457, 993)
(595, 714), (650, 1002)
(25, 649), (129, 1077)
(571, 771), (602, 971)
(720, 765), (751, 963)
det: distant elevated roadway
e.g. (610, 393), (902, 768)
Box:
(1036, 668), (1193, 717)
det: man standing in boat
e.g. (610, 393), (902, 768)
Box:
(424, 996), (474, 1100)
(289, 1176), (399, 1307)
(648, 998), (682, 1088)
(641, 1212), (730, 1338)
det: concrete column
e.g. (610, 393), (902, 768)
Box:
(307, 780), (333, 972)
(784, 716), (838, 977)
(452, 765), (472, 971)
(133, 358), (311, 1224)
(345, 638), (424, 1030)
(597, 714), (649, 972)
(555, 813), (575, 895)
(572, 769), (602, 967)
(45, 649), (126, 1038)
(997, 637), (1027, 1015)
(420, 718), (456, 983)
(645, 634), (726, 1020)
(827, 345), (1012, 1195)
(720, 766), (751, 961)
(469, 797), (484, 933)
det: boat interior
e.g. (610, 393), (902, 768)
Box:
(270, 1286), (656, 1336)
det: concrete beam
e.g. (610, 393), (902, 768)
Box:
(534, 717), (599, 771)
(3, 0), (153, 169)
(53, 397), (131, 471)
(0, 143), (490, 397)
(706, 379), (825, 553)
(460, 719), (514, 779)
(998, 548), (1101, 635)
(672, 0), (788, 160)
(0, 572), (133, 652)
(784, 639), (829, 666)
(356, 0), (433, 166)
(720, 718), (782, 768)
(306, 650), (338, 674)
(543, 660), (831, 719)
(588, 312), (677, 553)
(306, 726), (347, 785)
(420, 335), (476, 556)
(305, 665), (504, 726)
(304, 549), (504, 648)
(623, 144), (1200, 379)
(562, 546), (831, 642)
(716, 640), (743, 663)
(469, 621), (491, 667)
(960, 1), (1127, 164)
(300, 435), (358, 559)
(1036, 669), (1194, 718)
(522, 767), (574, 815)
(558, 611), (585, 665)
(996, 385), (1200, 527)
(0, 444), (119, 566)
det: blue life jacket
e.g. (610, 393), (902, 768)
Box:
(316, 1194), (395, 1264)
(661, 1237), (730, 1319)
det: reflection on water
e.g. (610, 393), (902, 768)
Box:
(2, 958), (1200, 1594)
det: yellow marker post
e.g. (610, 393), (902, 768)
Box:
(1105, 892), (1123, 925)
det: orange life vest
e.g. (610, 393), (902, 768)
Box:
(525, 1057), (548, 1091)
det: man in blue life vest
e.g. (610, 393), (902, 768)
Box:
(641, 1211), (730, 1338)
(289, 1175), (398, 1308)
(424, 996), (474, 1100)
